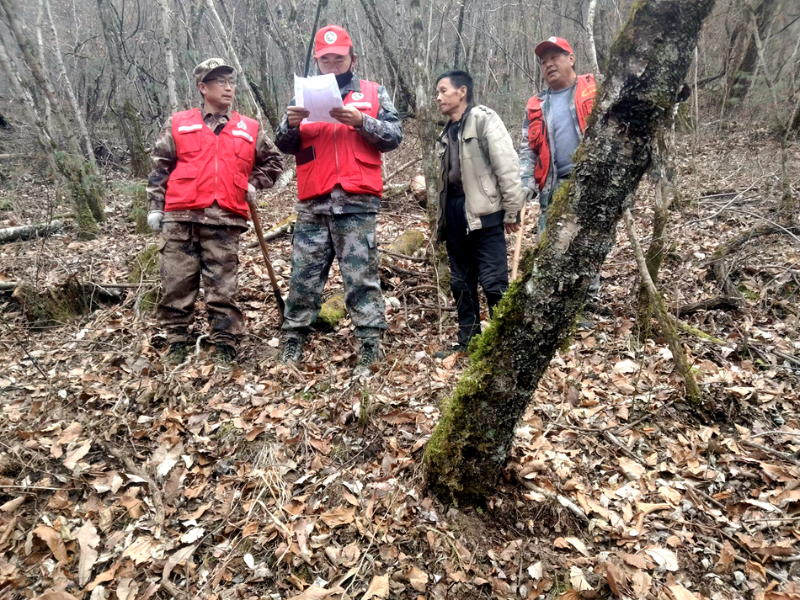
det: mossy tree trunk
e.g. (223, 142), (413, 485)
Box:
(424, 0), (716, 506)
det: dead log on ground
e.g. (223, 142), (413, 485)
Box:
(0, 220), (65, 244)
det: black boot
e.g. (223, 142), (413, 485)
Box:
(353, 338), (380, 378)
(281, 335), (306, 364)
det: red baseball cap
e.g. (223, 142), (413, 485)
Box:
(534, 36), (573, 57)
(315, 25), (353, 58)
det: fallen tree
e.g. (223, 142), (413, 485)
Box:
(423, 0), (716, 505)
(0, 220), (66, 244)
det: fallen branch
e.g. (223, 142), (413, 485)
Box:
(676, 296), (742, 317)
(384, 156), (422, 183)
(520, 481), (589, 524)
(741, 439), (800, 468)
(712, 221), (800, 297)
(1, 280), (156, 293)
(0, 220), (65, 244)
(697, 535), (787, 582)
(625, 209), (702, 404)
(244, 213), (296, 249)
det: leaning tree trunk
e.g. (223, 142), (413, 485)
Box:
(423, 0), (716, 505)
(357, 0), (416, 113)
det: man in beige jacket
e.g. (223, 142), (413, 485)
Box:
(435, 70), (525, 355)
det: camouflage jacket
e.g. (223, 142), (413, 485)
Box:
(147, 104), (284, 228)
(274, 75), (403, 214)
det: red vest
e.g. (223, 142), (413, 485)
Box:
(527, 74), (596, 191)
(296, 80), (383, 201)
(165, 108), (259, 219)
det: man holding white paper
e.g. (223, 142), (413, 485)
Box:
(274, 25), (403, 377)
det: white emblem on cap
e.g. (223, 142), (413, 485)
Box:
(351, 92), (364, 101)
(237, 120), (247, 130)
(324, 31), (338, 44)
(549, 36), (557, 42)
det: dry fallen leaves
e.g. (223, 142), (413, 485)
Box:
(76, 520), (100, 587)
(362, 573), (390, 599)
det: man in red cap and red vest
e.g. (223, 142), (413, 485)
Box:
(147, 58), (284, 364)
(275, 25), (403, 378)
(520, 37), (596, 234)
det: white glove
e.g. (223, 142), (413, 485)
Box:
(147, 210), (164, 232)
(522, 186), (537, 203)
(246, 183), (256, 204)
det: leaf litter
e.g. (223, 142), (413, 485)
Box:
(0, 129), (799, 598)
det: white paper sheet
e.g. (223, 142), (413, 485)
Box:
(293, 74), (345, 124)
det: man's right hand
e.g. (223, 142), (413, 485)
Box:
(286, 106), (311, 128)
(147, 210), (164, 233)
(522, 186), (537, 203)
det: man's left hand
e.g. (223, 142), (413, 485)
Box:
(505, 223), (521, 234)
(246, 183), (257, 205)
(329, 106), (365, 127)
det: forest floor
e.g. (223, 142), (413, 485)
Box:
(1, 125), (800, 600)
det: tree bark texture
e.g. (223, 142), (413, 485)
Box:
(423, 0), (716, 505)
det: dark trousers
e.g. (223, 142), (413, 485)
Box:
(444, 195), (509, 346)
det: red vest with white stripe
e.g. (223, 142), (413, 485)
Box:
(165, 108), (258, 219)
(296, 80), (383, 200)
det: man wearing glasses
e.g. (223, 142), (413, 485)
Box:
(147, 58), (284, 365)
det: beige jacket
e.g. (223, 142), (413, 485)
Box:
(436, 105), (525, 239)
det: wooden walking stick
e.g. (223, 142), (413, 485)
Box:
(247, 199), (286, 322)
(511, 204), (527, 280)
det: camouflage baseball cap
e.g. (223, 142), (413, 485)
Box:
(193, 58), (235, 84)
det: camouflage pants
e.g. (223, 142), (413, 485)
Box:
(282, 212), (385, 339)
(157, 221), (244, 346)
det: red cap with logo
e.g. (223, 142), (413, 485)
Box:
(315, 25), (354, 58)
(534, 36), (573, 57)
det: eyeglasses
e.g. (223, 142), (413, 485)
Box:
(205, 78), (238, 88)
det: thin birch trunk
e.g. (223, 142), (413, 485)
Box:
(0, 38), (55, 154)
(159, 0), (179, 113)
(586, 0), (601, 78)
(35, 0), (54, 134)
(43, 0), (96, 166)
